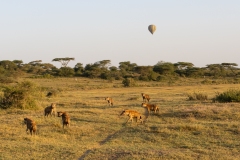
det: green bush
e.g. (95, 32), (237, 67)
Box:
(214, 89), (240, 102)
(0, 81), (41, 109)
(122, 78), (137, 87)
(156, 75), (168, 81)
(139, 75), (150, 81)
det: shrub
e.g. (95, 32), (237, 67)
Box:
(148, 71), (160, 81)
(214, 89), (240, 102)
(0, 76), (15, 83)
(0, 81), (41, 109)
(187, 92), (208, 101)
(201, 79), (212, 84)
(156, 75), (168, 81)
(122, 78), (137, 87)
(139, 75), (150, 81)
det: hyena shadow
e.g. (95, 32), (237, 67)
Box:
(78, 127), (133, 160)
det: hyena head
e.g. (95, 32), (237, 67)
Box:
(120, 110), (130, 116)
(141, 103), (147, 107)
(24, 117), (32, 123)
(57, 111), (64, 117)
(51, 103), (56, 109)
(120, 110), (126, 116)
(23, 118), (28, 124)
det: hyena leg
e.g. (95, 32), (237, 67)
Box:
(126, 117), (132, 123)
(154, 109), (157, 113)
(30, 129), (33, 135)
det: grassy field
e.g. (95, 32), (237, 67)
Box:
(0, 77), (240, 160)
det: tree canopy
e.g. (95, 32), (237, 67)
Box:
(52, 57), (75, 67)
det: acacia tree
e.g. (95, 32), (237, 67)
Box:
(83, 63), (102, 78)
(206, 64), (225, 77)
(134, 66), (155, 81)
(119, 61), (137, 72)
(83, 60), (111, 78)
(95, 60), (111, 69)
(174, 62), (194, 77)
(0, 60), (17, 70)
(174, 62), (194, 70)
(74, 63), (84, 76)
(29, 60), (42, 66)
(52, 57), (75, 67)
(109, 66), (122, 80)
(12, 60), (23, 68)
(57, 67), (75, 77)
(185, 67), (203, 77)
(153, 61), (175, 75)
(118, 61), (137, 78)
(221, 63), (238, 76)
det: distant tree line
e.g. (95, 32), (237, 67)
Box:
(0, 57), (240, 82)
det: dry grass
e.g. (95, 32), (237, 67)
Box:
(0, 77), (240, 159)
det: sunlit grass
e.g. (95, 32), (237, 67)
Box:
(0, 77), (240, 159)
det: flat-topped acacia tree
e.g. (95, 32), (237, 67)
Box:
(29, 60), (42, 66)
(221, 63), (238, 76)
(52, 57), (75, 67)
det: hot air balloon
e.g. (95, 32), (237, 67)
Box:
(148, 24), (156, 35)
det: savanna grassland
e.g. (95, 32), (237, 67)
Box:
(0, 77), (240, 160)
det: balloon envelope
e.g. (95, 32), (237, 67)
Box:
(148, 25), (156, 34)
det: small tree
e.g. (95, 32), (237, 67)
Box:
(52, 57), (75, 67)
(153, 61), (175, 75)
(221, 63), (238, 77)
(29, 60), (42, 66)
(122, 78), (137, 87)
(119, 61), (137, 72)
(12, 60), (23, 68)
(206, 64), (225, 77)
(174, 62), (194, 77)
(0, 60), (17, 70)
(74, 63), (84, 76)
(57, 67), (75, 77)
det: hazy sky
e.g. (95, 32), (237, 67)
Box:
(1, 1), (240, 68)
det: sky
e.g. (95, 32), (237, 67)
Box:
(0, 1), (240, 68)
